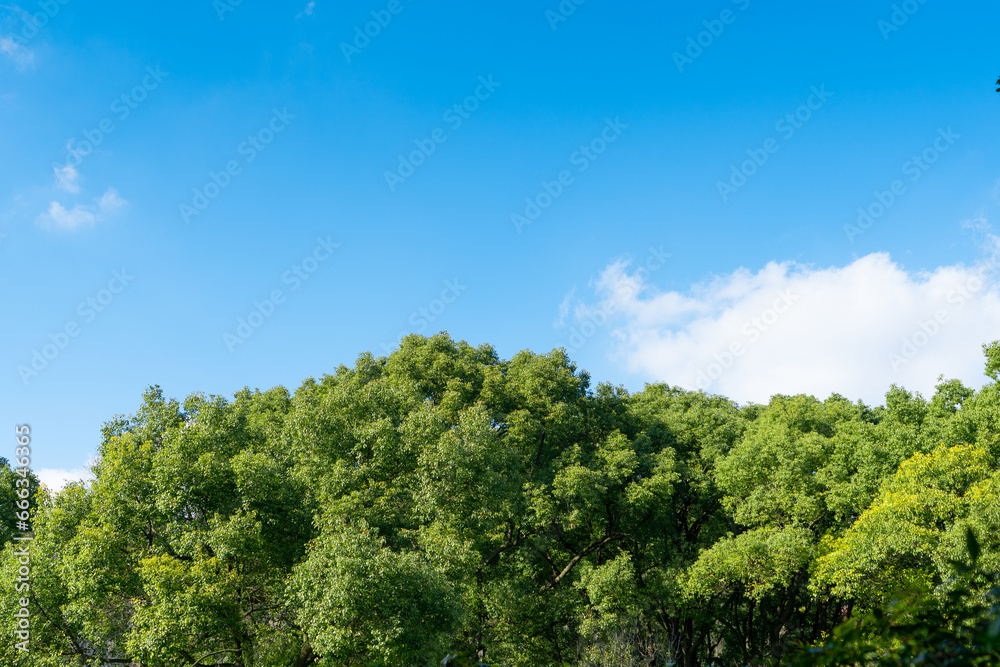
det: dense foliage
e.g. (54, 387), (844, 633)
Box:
(5, 333), (1000, 666)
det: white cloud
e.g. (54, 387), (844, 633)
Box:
(54, 163), (81, 193)
(554, 286), (576, 327)
(0, 6), (34, 66)
(97, 187), (126, 215)
(36, 453), (98, 493)
(297, 1), (315, 17)
(36, 187), (127, 230)
(571, 239), (1000, 406)
(36, 466), (94, 492)
(0, 35), (33, 66)
(40, 201), (97, 229)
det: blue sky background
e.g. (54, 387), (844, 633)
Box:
(2, 0), (1000, 484)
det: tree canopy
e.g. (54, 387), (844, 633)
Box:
(5, 333), (1000, 666)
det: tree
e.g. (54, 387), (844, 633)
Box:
(10, 335), (1000, 666)
(0, 386), (314, 666)
(785, 529), (1000, 666)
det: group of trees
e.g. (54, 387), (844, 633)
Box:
(5, 333), (1000, 666)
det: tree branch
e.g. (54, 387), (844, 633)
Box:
(542, 532), (626, 589)
(183, 648), (242, 667)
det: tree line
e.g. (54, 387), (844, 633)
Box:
(5, 333), (1000, 666)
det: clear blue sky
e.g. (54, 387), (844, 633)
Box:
(3, 0), (1000, 482)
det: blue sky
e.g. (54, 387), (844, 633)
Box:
(2, 0), (1000, 486)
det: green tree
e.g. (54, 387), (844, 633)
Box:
(11, 334), (1000, 666)
(0, 386), (314, 666)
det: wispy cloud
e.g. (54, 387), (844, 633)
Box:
(36, 187), (128, 230)
(97, 187), (126, 215)
(0, 34), (32, 66)
(0, 5), (35, 67)
(54, 163), (80, 193)
(40, 201), (96, 229)
(554, 286), (576, 327)
(297, 1), (315, 18)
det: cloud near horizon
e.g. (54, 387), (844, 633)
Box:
(567, 235), (1000, 406)
(36, 466), (94, 492)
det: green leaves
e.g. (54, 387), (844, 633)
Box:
(685, 527), (813, 602)
(984, 341), (1000, 381)
(14, 335), (1000, 666)
(812, 443), (1000, 612)
(716, 395), (839, 530)
(785, 527), (1000, 666)
(290, 519), (460, 665)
